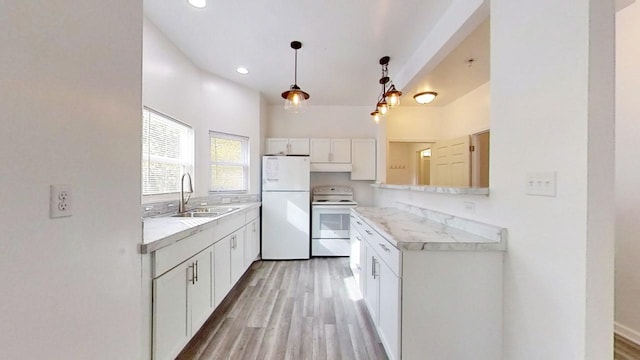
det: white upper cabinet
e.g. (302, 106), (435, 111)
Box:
(266, 138), (310, 155)
(351, 139), (376, 180)
(310, 138), (351, 163)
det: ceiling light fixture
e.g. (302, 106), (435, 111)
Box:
(281, 41), (310, 113)
(187, 0), (207, 9)
(236, 67), (249, 75)
(413, 91), (438, 104)
(371, 56), (402, 123)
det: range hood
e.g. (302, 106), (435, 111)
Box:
(310, 163), (353, 172)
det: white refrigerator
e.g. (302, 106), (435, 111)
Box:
(261, 155), (310, 260)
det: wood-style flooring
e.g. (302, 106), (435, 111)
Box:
(178, 258), (388, 360)
(177, 257), (640, 360)
(615, 334), (640, 360)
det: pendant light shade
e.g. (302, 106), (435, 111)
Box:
(377, 100), (389, 115)
(385, 85), (402, 107)
(281, 41), (309, 113)
(370, 110), (381, 123)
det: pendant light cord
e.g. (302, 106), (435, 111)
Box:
(294, 49), (298, 86)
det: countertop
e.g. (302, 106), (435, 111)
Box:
(140, 202), (261, 254)
(353, 206), (506, 252)
(370, 183), (489, 196)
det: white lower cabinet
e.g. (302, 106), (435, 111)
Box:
(350, 209), (503, 360)
(146, 205), (262, 360)
(378, 260), (401, 360)
(364, 243), (380, 324)
(230, 230), (245, 285)
(244, 208), (260, 269)
(152, 245), (213, 360)
(362, 239), (400, 360)
(213, 234), (232, 308)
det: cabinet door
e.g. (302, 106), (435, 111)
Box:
(230, 230), (246, 285)
(378, 262), (401, 360)
(331, 139), (352, 163)
(349, 228), (362, 282)
(244, 219), (260, 268)
(214, 236), (232, 308)
(189, 248), (213, 334)
(152, 261), (190, 360)
(288, 138), (310, 155)
(351, 139), (376, 180)
(266, 138), (289, 155)
(359, 231), (368, 295)
(364, 245), (379, 324)
(310, 139), (331, 162)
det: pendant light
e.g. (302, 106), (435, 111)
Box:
(281, 41), (310, 113)
(370, 56), (401, 122)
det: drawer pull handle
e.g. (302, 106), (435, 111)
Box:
(365, 230), (373, 236)
(194, 260), (199, 282)
(355, 236), (361, 242)
(189, 263), (196, 285)
(356, 221), (363, 225)
(378, 243), (391, 252)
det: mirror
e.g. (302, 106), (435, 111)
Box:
(384, 18), (490, 189)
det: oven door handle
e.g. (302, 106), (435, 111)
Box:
(312, 205), (357, 210)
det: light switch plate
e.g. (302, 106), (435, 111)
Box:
(526, 172), (556, 197)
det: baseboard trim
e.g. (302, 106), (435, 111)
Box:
(615, 322), (640, 345)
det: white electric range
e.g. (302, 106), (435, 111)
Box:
(311, 186), (358, 256)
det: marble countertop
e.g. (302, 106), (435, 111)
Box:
(140, 202), (261, 254)
(371, 183), (489, 196)
(353, 206), (506, 252)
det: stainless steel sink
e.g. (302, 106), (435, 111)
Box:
(171, 212), (217, 218)
(171, 206), (239, 218)
(191, 207), (238, 215)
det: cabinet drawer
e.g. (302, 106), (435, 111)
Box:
(351, 212), (401, 277)
(245, 207), (259, 222)
(154, 228), (214, 278)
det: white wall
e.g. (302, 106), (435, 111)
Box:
(615, 1), (640, 344)
(267, 105), (378, 205)
(0, 2), (142, 359)
(143, 19), (263, 197)
(375, 0), (615, 358)
(385, 106), (441, 141)
(440, 81), (490, 139)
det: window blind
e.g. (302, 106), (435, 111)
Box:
(142, 108), (194, 195)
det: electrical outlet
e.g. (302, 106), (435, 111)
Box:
(51, 184), (72, 218)
(463, 201), (476, 213)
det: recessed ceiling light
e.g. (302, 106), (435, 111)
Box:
(236, 67), (249, 75)
(188, 0), (206, 9)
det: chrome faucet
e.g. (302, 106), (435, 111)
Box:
(179, 172), (193, 213)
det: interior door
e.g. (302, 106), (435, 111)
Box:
(430, 135), (470, 187)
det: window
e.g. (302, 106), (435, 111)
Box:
(210, 131), (249, 192)
(142, 108), (194, 196)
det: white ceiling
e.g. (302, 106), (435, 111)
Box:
(144, 0), (490, 107)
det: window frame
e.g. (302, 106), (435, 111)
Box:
(141, 107), (194, 198)
(209, 131), (249, 193)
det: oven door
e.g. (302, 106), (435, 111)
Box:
(312, 205), (353, 239)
